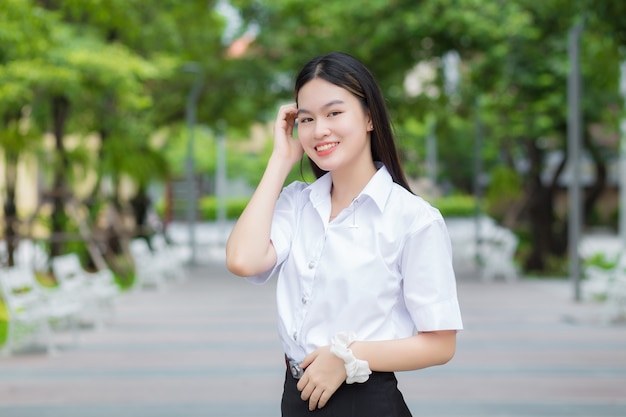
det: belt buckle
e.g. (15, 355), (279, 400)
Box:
(288, 359), (304, 379)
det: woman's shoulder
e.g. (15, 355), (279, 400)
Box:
(281, 180), (310, 195)
(282, 174), (332, 199)
(277, 181), (315, 207)
(388, 183), (445, 228)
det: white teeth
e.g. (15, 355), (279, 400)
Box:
(316, 143), (337, 152)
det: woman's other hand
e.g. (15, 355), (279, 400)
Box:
(297, 346), (346, 411)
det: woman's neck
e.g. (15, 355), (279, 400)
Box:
(330, 161), (377, 204)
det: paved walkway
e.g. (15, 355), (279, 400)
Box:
(1, 234), (626, 416)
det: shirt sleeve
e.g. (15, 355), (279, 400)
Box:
(401, 213), (464, 331)
(245, 182), (304, 285)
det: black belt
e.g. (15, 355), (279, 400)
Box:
(285, 355), (304, 379)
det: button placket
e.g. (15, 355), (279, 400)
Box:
(292, 231), (325, 349)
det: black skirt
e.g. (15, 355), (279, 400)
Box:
(281, 369), (413, 417)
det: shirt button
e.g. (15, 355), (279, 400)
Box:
(301, 296), (308, 305)
(308, 260), (316, 269)
(293, 332), (298, 341)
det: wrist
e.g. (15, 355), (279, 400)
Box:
(264, 154), (297, 181)
(330, 332), (371, 384)
(269, 151), (300, 170)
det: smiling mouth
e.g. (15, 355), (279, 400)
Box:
(315, 142), (338, 152)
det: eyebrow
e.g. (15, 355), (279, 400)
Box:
(297, 99), (345, 116)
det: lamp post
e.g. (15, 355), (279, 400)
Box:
(473, 96), (484, 266)
(216, 120), (227, 240)
(425, 116), (437, 196)
(567, 22), (584, 301)
(618, 61), (626, 253)
(183, 63), (203, 265)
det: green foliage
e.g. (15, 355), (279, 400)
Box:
(522, 254), (570, 278)
(485, 166), (523, 221)
(431, 194), (477, 218)
(1, 0), (625, 276)
(0, 301), (7, 345)
(199, 196), (250, 220)
(395, 118), (427, 179)
(33, 271), (56, 288)
(107, 255), (136, 290)
(163, 124), (217, 178)
(582, 252), (619, 271)
(0, 271), (52, 347)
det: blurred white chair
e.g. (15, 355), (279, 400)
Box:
(0, 265), (81, 356)
(129, 238), (169, 291)
(51, 253), (119, 330)
(602, 256), (626, 324)
(480, 225), (519, 283)
(151, 234), (187, 281)
(15, 240), (49, 271)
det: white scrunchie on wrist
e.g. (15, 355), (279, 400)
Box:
(330, 331), (372, 384)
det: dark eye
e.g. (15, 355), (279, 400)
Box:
(299, 117), (313, 124)
(328, 111), (341, 117)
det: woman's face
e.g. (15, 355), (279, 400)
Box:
(296, 77), (373, 174)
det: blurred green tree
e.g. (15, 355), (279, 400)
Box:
(230, 0), (625, 273)
(2, 0), (625, 276)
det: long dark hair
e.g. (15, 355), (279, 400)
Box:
(294, 51), (412, 193)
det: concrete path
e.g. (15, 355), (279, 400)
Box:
(1, 239), (626, 416)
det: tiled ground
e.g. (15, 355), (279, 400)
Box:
(1, 255), (625, 417)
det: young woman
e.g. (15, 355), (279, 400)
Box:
(226, 52), (463, 416)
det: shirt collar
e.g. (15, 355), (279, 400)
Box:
(304, 162), (393, 213)
(360, 162), (392, 213)
(305, 172), (333, 208)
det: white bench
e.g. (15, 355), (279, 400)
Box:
(579, 235), (626, 323)
(579, 235), (621, 300)
(150, 234), (187, 282)
(15, 239), (49, 271)
(0, 239), (49, 270)
(583, 256), (626, 324)
(603, 257), (626, 323)
(0, 265), (81, 356)
(128, 238), (169, 291)
(478, 222), (519, 283)
(50, 253), (119, 330)
(128, 235), (188, 291)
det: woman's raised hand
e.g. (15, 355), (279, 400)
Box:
(226, 105), (300, 277)
(272, 103), (304, 166)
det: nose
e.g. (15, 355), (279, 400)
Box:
(313, 119), (330, 140)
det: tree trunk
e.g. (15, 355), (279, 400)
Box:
(524, 177), (552, 271)
(3, 151), (18, 267)
(583, 137), (607, 227)
(92, 98), (127, 258)
(130, 185), (152, 242)
(50, 95), (70, 257)
(522, 139), (568, 272)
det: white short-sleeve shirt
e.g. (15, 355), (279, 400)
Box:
(248, 164), (463, 362)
